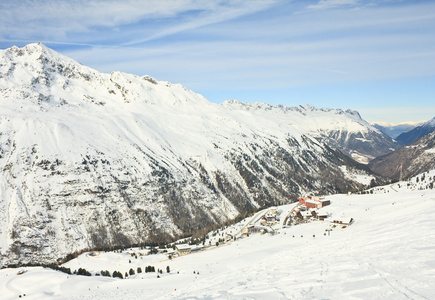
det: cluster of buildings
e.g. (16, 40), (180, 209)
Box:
(172, 196), (352, 257)
(292, 196), (331, 223)
(242, 207), (279, 236)
(298, 196), (331, 209)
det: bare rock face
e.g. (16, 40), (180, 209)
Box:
(0, 44), (384, 265)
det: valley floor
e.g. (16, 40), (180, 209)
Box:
(1, 186), (435, 299)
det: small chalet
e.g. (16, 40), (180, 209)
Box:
(175, 244), (192, 256)
(268, 207), (278, 215)
(319, 199), (331, 207)
(191, 245), (205, 253)
(301, 210), (312, 220)
(294, 209), (303, 221)
(264, 213), (276, 224)
(318, 213), (328, 221)
(243, 225), (262, 236)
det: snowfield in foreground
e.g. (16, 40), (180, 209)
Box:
(1, 183), (434, 299)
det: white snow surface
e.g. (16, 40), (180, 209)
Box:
(1, 175), (435, 300)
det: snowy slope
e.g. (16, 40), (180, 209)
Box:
(1, 172), (434, 300)
(0, 43), (382, 265)
(222, 101), (399, 164)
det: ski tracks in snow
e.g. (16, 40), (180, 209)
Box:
(365, 262), (430, 300)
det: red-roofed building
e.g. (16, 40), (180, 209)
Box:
(305, 199), (321, 209)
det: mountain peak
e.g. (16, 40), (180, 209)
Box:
(23, 42), (49, 53)
(425, 116), (435, 127)
(6, 42), (52, 58)
(345, 109), (362, 120)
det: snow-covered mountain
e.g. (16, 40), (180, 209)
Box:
(395, 116), (435, 145)
(0, 43), (384, 265)
(369, 130), (435, 180)
(222, 101), (399, 164)
(372, 121), (423, 139)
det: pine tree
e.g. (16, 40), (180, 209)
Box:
(112, 271), (123, 279)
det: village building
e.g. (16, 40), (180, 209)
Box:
(191, 245), (205, 253)
(175, 244), (192, 256)
(299, 196), (331, 209)
(243, 225), (267, 236)
(264, 213), (277, 224)
(295, 210), (303, 221)
(268, 207), (278, 215)
(318, 213), (328, 221)
(301, 210), (312, 220)
(305, 199), (321, 209)
(320, 199), (331, 207)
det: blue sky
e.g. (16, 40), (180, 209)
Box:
(1, 0), (435, 123)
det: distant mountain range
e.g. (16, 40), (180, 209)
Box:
(369, 129), (435, 180)
(0, 43), (395, 265)
(394, 117), (435, 145)
(372, 121), (424, 139)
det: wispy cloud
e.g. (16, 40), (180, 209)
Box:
(1, 0), (435, 122)
(124, 1), (277, 45)
(307, 0), (359, 10)
(0, 0), (277, 45)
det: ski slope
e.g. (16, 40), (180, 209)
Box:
(1, 176), (434, 300)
